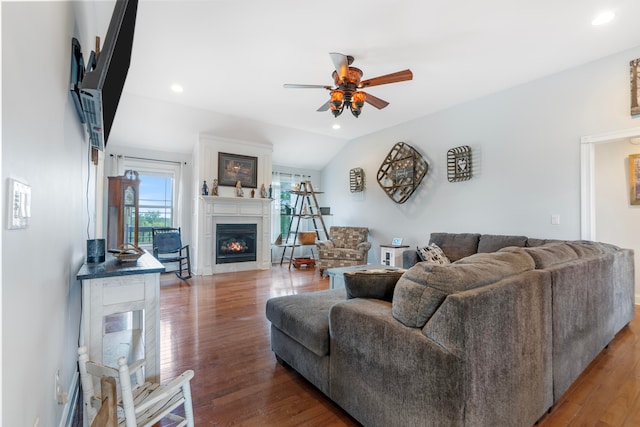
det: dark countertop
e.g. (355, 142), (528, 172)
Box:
(77, 251), (165, 280)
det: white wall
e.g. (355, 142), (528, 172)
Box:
(2, 2), (106, 425)
(595, 140), (640, 302)
(321, 45), (640, 265)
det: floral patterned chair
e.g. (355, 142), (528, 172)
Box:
(316, 226), (371, 276)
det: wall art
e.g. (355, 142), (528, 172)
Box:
(376, 142), (428, 204)
(218, 152), (258, 188)
(632, 58), (640, 117)
(447, 145), (472, 182)
(629, 153), (640, 205)
(349, 167), (365, 192)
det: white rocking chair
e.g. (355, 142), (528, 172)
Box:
(78, 346), (195, 427)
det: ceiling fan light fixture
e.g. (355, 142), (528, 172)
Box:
(330, 89), (344, 108)
(284, 53), (413, 119)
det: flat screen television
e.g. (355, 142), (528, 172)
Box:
(79, 0), (138, 151)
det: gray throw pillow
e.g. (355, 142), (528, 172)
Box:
(343, 269), (406, 302)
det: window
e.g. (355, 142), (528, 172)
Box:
(271, 172), (311, 242)
(118, 157), (182, 247)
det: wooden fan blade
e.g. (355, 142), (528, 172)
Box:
(362, 92), (389, 110)
(284, 84), (332, 89)
(329, 52), (349, 82)
(359, 69), (413, 88)
(317, 100), (331, 112)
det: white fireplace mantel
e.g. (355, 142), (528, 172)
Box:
(194, 196), (273, 275)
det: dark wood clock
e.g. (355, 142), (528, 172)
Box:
(107, 170), (140, 249)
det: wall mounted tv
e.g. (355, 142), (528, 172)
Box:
(79, 0), (138, 151)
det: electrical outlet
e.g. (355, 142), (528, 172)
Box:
(551, 214), (560, 225)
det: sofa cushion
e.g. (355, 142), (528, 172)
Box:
(566, 241), (619, 257)
(417, 243), (451, 264)
(429, 232), (481, 262)
(392, 249), (535, 328)
(477, 234), (528, 253)
(522, 243), (578, 269)
(266, 289), (345, 356)
(344, 269), (406, 302)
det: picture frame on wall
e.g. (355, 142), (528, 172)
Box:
(631, 58), (640, 117)
(218, 152), (258, 188)
(629, 153), (640, 205)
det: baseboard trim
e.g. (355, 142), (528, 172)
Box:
(59, 371), (79, 427)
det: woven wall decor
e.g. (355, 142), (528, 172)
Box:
(376, 142), (428, 204)
(447, 145), (472, 182)
(349, 167), (365, 192)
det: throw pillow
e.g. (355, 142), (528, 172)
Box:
(343, 269), (406, 302)
(417, 243), (451, 264)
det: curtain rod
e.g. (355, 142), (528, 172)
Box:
(111, 154), (186, 165)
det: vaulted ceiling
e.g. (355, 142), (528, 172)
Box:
(106, 0), (640, 169)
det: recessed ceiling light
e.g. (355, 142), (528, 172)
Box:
(171, 84), (184, 93)
(592, 11), (615, 26)
(332, 124), (341, 130)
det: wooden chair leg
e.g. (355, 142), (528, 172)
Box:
(91, 376), (117, 427)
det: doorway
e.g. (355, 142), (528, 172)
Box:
(580, 126), (640, 304)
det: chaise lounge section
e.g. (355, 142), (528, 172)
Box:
(266, 233), (635, 427)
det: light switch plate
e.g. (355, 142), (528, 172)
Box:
(7, 178), (31, 229)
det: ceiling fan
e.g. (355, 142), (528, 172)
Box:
(284, 52), (413, 118)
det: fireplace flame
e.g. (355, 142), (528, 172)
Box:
(227, 241), (246, 252)
(222, 239), (248, 253)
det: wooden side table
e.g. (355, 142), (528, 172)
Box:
(380, 245), (410, 267)
(77, 252), (165, 383)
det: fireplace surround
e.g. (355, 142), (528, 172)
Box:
(195, 196), (272, 275)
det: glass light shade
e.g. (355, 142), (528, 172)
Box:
(352, 91), (366, 104)
(330, 90), (344, 108)
(333, 67), (363, 86)
(346, 67), (363, 85)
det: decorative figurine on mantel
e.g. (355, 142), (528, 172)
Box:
(211, 179), (218, 196)
(269, 184), (273, 199)
(250, 189), (255, 198)
(201, 180), (208, 196)
(235, 180), (244, 197)
(260, 184), (268, 198)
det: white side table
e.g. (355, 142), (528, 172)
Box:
(380, 245), (410, 267)
(77, 252), (165, 384)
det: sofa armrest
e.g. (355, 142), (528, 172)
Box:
(328, 299), (464, 426)
(355, 241), (371, 253)
(316, 240), (335, 250)
(402, 249), (419, 268)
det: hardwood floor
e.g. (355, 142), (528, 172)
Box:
(157, 266), (640, 426)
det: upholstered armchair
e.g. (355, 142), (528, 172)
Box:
(316, 226), (371, 276)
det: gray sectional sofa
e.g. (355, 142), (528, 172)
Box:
(265, 233), (635, 427)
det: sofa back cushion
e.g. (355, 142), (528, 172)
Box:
(330, 226), (368, 249)
(522, 243), (578, 269)
(566, 241), (619, 257)
(344, 269), (406, 302)
(429, 232), (481, 262)
(477, 234), (528, 253)
(392, 249), (535, 328)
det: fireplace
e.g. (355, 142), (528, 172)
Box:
(216, 223), (257, 264)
